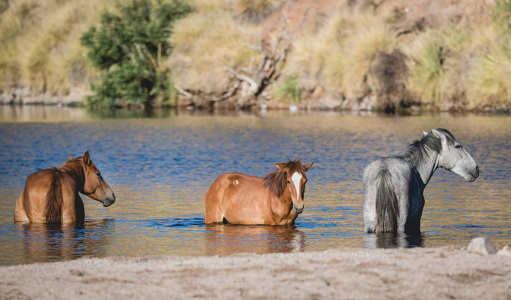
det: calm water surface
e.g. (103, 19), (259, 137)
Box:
(0, 106), (509, 265)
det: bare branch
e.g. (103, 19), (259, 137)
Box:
(212, 81), (240, 102)
(113, 36), (136, 64)
(175, 85), (192, 98)
(157, 43), (162, 69)
(224, 66), (259, 92)
(135, 43), (158, 71)
(134, 43), (145, 60)
(242, 42), (264, 54)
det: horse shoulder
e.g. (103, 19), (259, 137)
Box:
(59, 173), (80, 222)
(59, 173), (78, 194)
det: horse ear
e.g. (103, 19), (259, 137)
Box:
(68, 155), (73, 161)
(83, 151), (91, 166)
(432, 129), (447, 143)
(304, 162), (314, 172)
(274, 162), (286, 170)
(423, 131), (428, 137)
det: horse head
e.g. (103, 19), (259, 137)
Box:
(80, 151), (116, 207)
(432, 129), (479, 182)
(274, 160), (314, 214)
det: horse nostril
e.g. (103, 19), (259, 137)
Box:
(476, 166), (480, 173)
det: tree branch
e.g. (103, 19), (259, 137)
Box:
(175, 85), (192, 98)
(224, 66), (259, 92)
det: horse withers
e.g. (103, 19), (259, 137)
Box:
(14, 151), (116, 224)
(204, 159), (314, 226)
(363, 129), (479, 233)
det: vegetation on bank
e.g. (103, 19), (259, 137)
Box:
(81, 0), (191, 107)
(0, 0), (510, 111)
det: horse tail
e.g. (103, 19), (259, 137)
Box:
(46, 168), (63, 224)
(375, 169), (399, 233)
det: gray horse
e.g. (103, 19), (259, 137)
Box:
(363, 128), (479, 233)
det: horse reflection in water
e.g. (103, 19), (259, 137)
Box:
(363, 232), (424, 249)
(205, 224), (305, 255)
(15, 219), (114, 264)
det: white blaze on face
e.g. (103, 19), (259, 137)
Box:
(291, 172), (303, 202)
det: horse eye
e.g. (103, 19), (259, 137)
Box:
(287, 180), (291, 184)
(455, 144), (462, 149)
(96, 172), (101, 177)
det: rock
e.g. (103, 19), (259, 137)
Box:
(497, 245), (511, 257)
(467, 237), (497, 255)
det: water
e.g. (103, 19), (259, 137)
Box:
(0, 106), (509, 265)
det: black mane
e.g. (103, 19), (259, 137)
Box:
(397, 128), (456, 167)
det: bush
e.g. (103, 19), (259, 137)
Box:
(274, 75), (303, 103)
(81, 0), (191, 107)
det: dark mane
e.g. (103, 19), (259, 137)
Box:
(397, 128), (456, 167)
(263, 159), (306, 197)
(59, 157), (85, 189)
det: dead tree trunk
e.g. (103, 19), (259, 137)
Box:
(227, 7), (308, 109)
(176, 3), (308, 109)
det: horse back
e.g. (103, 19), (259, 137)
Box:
(363, 158), (413, 232)
(205, 172), (270, 224)
(19, 169), (77, 223)
(364, 158), (412, 187)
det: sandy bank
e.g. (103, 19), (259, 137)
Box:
(1, 247), (510, 300)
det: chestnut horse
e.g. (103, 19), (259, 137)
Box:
(14, 151), (116, 224)
(204, 159), (314, 226)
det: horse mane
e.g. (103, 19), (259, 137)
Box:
(46, 168), (63, 223)
(59, 157), (85, 186)
(398, 128), (456, 167)
(263, 159), (306, 197)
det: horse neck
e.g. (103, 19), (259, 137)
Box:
(276, 188), (293, 206)
(265, 182), (293, 211)
(413, 149), (439, 187)
(58, 161), (85, 193)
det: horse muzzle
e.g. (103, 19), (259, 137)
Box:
(103, 193), (116, 207)
(467, 166), (480, 182)
(293, 203), (304, 214)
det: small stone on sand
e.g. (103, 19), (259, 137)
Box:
(467, 237), (497, 255)
(497, 245), (511, 257)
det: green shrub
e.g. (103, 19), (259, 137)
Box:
(81, 0), (191, 107)
(274, 75), (303, 103)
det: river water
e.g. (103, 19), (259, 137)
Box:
(0, 106), (509, 265)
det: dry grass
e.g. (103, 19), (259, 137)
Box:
(168, 10), (259, 93)
(0, 0), (108, 93)
(466, 25), (511, 109)
(284, 4), (397, 102)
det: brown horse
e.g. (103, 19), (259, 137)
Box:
(14, 151), (116, 224)
(204, 159), (314, 226)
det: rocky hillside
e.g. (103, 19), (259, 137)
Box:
(0, 0), (509, 112)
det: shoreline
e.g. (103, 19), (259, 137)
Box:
(1, 102), (511, 116)
(1, 246), (510, 299)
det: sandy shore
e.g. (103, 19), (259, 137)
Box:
(1, 247), (510, 300)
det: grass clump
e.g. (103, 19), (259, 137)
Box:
(168, 10), (259, 94)
(273, 75), (302, 103)
(466, 26), (511, 110)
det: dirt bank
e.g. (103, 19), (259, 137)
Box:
(1, 246), (510, 300)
